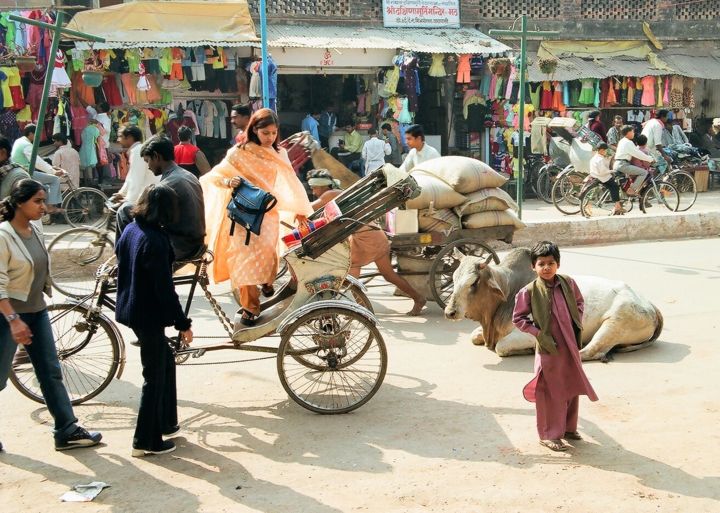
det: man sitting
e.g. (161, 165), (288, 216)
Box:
(613, 125), (653, 197)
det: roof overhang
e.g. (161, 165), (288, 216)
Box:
(66, 1), (258, 49)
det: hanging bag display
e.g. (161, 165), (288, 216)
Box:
(226, 178), (277, 245)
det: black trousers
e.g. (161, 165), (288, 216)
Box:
(132, 326), (178, 450)
(600, 178), (620, 202)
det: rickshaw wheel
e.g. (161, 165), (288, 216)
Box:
(277, 307), (387, 414)
(316, 281), (374, 313)
(429, 239), (500, 309)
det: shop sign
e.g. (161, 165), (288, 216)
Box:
(382, 0), (460, 28)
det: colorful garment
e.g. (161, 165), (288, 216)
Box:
(640, 76), (656, 106)
(578, 79), (594, 105)
(540, 81), (553, 110)
(428, 53), (446, 77)
(200, 143), (312, 288)
(456, 54), (472, 83)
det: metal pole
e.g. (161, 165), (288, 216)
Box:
(259, 0), (270, 109)
(28, 13), (64, 175)
(516, 15), (527, 219)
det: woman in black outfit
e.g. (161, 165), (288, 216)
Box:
(115, 184), (193, 457)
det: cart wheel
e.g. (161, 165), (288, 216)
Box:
(429, 239), (499, 309)
(10, 303), (121, 405)
(277, 307), (387, 414)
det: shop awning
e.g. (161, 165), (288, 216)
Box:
(528, 41), (720, 81)
(65, 1), (258, 49)
(265, 24), (511, 56)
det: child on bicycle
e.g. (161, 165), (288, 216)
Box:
(589, 143), (624, 215)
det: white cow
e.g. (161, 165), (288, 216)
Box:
(444, 248), (664, 361)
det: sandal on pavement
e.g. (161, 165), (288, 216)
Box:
(563, 431), (582, 440)
(540, 439), (569, 452)
(239, 309), (257, 327)
(261, 284), (275, 298)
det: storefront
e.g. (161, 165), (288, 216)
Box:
(262, 24), (510, 158)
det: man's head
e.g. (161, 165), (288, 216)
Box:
(621, 125), (635, 140)
(178, 126), (194, 143)
(656, 109), (669, 122)
(344, 124), (355, 134)
(596, 142), (609, 157)
(230, 104), (251, 131)
(52, 133), (68, 148)
(97, 101), (110, 114)
(117, 124), (143, 149)
(368, 128), (378, 138)
(404, 124), (425, 151)
(23, 124), (37, 142)
(307, 168), (339, 198)
(588, 111), (600, 122)
(635, 134), (648, 147)
(381, 123), (391, 135)
(0, 135), (11, 163)
(613, 115), (624, 129)
(140, 136), (175, 175)
(310, 109), (321, 120)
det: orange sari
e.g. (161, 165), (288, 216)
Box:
(201, 143), (313, 288)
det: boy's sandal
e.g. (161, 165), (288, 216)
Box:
(563, 431), (582, 440)
(239, 309), (257, 327)
(540, 439), (569, 451)
(261, 284), (275, 298)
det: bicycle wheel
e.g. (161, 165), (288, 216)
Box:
(641, 181), (679, 213)
(664, 170), (697, 212)
(535, 164), (561, 204)
(278, 307), (387, 414)
(10, 303), (122, 405)
(551, 170), (585, 215)
(48, 227), (115, 298)
(429, 239), (499, 309)
(62, 187), (109, 228)
(580, 182), (616, 218)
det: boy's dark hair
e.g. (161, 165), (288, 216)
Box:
(621, 125), (635, 136)
(0, 135), (11, 157)
(23, 124), (37, 137)
(132, 184), (178, 227)
(52, 133), (68, 145)
(140, 136), (175, 161)
(178, 125), (193, 142)
(405, 124), (425, 140)
(656, 109), (669, 120)
(231, 104), (251, 117)
(530, 241), (561, 265)
(118, 124), (143, 143)
(588, 111), (600, 120)
(596, 142), (609, 151)
(368, 127), (377, 136)
(381, 123), (391, 131)
(635, 134), (648, 146)
(97, 101), (110, 113)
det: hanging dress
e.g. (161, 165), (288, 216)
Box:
(670, 75), (684, 108)
(640, 76), (656, 106)
(663, 77), (671, 105)
(578, 79), (595, 105)
(540, 80), (553, 109)
(529, 83), (541, 110)
(683, 77), (695, 108)
(606, 78), (618, 106)
(551, 81), (564, 111)
(456, 54), (472, 83)
(51, 49), (71, 89)
(656, 76), (664, 107)
(428, 53), (446, 77)
(137, 62), (150, 91)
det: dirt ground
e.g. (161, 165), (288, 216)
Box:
(1, 238), (719, 512)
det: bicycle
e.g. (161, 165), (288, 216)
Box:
(534, 161), (563, 204)
(551, 165), (586, 215)
(59, 174), (110, 227)
(580, 168), (680, 218)
(660, 166), (697, 212)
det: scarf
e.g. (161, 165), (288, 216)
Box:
(528, 274), (583, 355)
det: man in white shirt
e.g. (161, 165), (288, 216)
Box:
(111, 125), (159, 205)
(51, 133), (80, 189)
(10, 124), (65, 214)
(361, 128), (391, 176)
(399, 124), (441, 173)
(613, 125), (653, 195)
(589, 142), (623, 215)
(641, 109), (672, 168)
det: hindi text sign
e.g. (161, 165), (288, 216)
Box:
(382, 0), (460, 28)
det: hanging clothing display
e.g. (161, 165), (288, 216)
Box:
(456, 54), (472, 83)
(428, 54), (446, 77)
(540, 81), (553, 110)
(578, 79), (594, 105)
(640, 76), (656, 106)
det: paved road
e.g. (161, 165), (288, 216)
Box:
(1, 238), (719, 512)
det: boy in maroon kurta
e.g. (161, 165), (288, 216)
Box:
(513, 241), (598, 452)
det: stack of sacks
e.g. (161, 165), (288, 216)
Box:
(407, 156), (525, 233)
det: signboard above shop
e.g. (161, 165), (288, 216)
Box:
(382, 0), (460, 28)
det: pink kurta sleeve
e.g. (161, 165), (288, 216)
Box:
(513, 287), (541, 337)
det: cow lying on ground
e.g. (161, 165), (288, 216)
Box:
(444, 248), (664, 361)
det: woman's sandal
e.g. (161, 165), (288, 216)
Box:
(240, 309), (257, 327)
(540, 439), (569, 451)
(563, 431), (582, 440)
(261, 284), (275, 298)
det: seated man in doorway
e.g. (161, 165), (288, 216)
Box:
(399, 124), (441, 173)
(330, 139), (353, 167)
(343, 124), (364, 175)
(307, 169), (426, 316)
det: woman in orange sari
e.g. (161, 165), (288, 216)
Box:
(201, 109), (313, 325)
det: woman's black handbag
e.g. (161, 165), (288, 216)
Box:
(226, 179), (277, 245)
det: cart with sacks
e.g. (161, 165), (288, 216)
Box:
(359, 157), (525, 309)
(11, 167), (420, 415)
